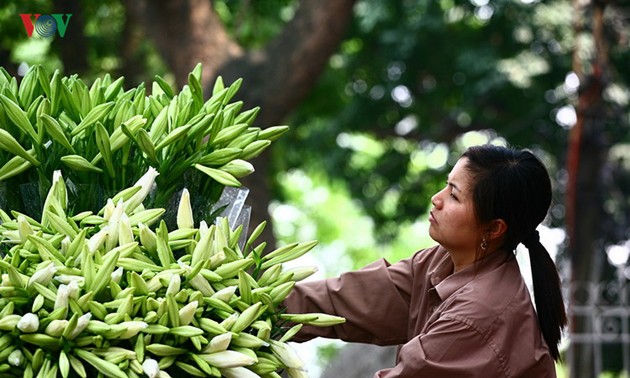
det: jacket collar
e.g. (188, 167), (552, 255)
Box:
(429, 246), (512, 301)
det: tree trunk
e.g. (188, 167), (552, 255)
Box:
(52, 0), (89, 75)
(566, 1), (610, 376)
(126, 0), (357, 247)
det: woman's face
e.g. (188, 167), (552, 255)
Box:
(428, 157), (481, 254)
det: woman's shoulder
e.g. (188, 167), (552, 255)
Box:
(442, 258), (534, 329)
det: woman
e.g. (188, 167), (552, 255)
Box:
(283, 144), (567, 377)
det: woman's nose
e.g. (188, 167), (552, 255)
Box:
(431, 192), (441, 209)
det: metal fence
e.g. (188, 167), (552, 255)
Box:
(567, 278), (630, 377)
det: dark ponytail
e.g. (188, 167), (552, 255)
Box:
(523, 231), (567, 361)
(462, 145), (567, 360)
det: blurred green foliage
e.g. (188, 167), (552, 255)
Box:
(2, 0), (630, 375)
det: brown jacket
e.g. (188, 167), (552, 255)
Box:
(283, 245), (557, 377)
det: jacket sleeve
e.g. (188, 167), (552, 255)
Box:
(374, 315), (505, 378)
(282, 257), (416, 346)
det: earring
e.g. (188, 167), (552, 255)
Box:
(480, 236), (488, 252)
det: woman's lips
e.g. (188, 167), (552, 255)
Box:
(429, 211), (437, 224)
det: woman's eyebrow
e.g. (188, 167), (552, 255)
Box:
(446, 177), (461, 192)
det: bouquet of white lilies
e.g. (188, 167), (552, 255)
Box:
(0, 168), (344, 378)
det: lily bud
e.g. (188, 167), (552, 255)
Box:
(125, 167), (159, 213)
(69, 312), (92, 339)
(287, 367), (309, 378)
(118, 321), (148, 339)
(284, 266), (319, 282)
(178, 301), (198, 326)
(61, 236), (71, 255)
(45, 319), (69, 337)
(28, 261), (57, 287)
(138, 223), (157, 254)
(67, 280), (79, 299)
(118, 213), (134, 245)
(204, 332), (232, 353)
(17, 313), (39, 333)
(165, 273), (180, 296)
(54, 274), (84, 286)
(211, 286), (237, 303)
(199, 350), (256, 368)
(220, 367), (261, 378)
(269, 340), (305, 370)
(87, 227), (109, 253)
(52, 170), (68, 208)
(17, 215), (34, 243)
(54, 283), (70, 311)
(178, 262), (214, 296)
(106, 199), (124, 250)
(199, 220), (209, 236)
(111, 267), (123, 284)
(279, 313), (346, 327)
(142, 358), (160, 378)
(177, 188), (194, 229)
(102, 198), (116, 220)
(7, 349), (24, 367)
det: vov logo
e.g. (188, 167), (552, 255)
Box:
(20, 14), (72, 38)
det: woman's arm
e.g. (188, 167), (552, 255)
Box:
(283, 257), (415, 345)
(375, 316), (506, 378)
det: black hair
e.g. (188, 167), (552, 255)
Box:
(462, 144), (567, 361)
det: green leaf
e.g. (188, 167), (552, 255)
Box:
(0, 128), (40, 166)
(194, 164), (241, 187)
(0, 93), (38, 141)
(95, 122), (115, 177)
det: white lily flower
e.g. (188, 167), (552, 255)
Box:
(54, 284), (70, 311)
(28, 261), (57, 287)
(7, 349), (24, 367)
(125, 167), (159, 213)
(177, 188), (194, 229)
(2, 274), (10, 286)
(142, 358), (160, 378)
(17, 313), (39, 333)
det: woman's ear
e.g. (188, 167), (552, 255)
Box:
(486, 219), (508, 241)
